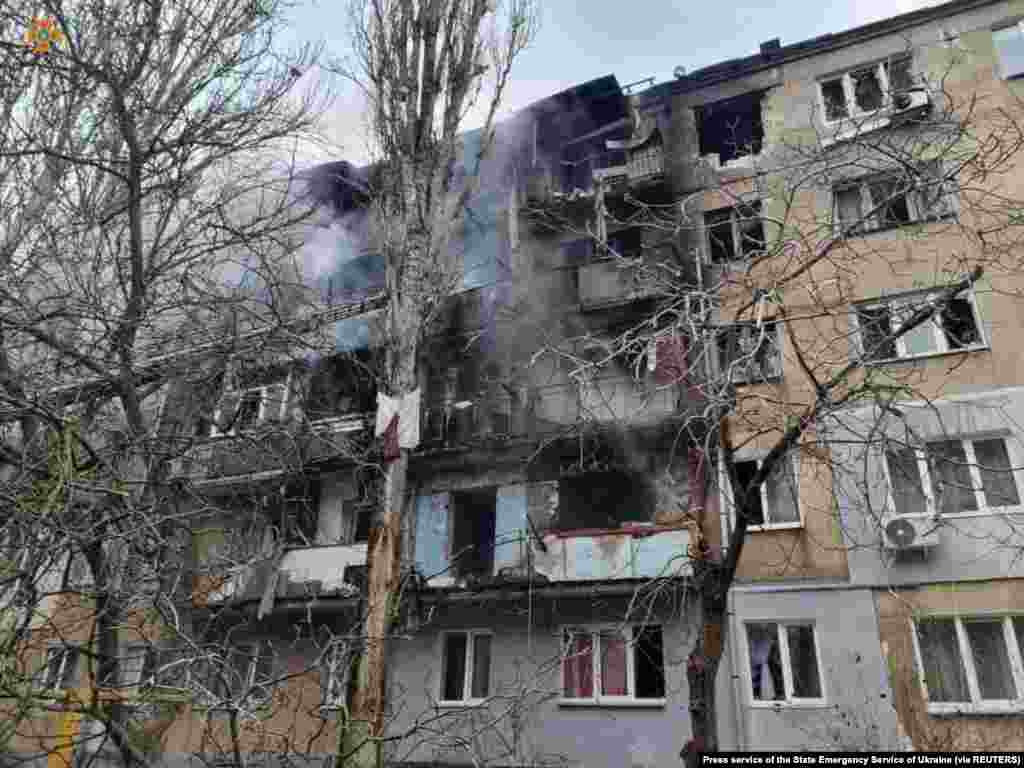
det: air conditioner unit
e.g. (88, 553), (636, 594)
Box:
(891, 88), (931, 114)
(882, 516), (940, 552)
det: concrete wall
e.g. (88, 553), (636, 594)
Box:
(728, 587), (904, 751)
(384, 598), (698, 768)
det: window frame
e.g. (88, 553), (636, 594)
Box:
(910, 615), (1024, 715)
(717, 321), (783, 385)
(743, 621), (827, 708)
(38, 644), (80, 691)
(320, 642), (351, 710)
(882, 435), (1024, 519)
(833, 164), (957, 237)
(817, 55), (915, 124)
(558, 624), (667, 708)
(702, 201), (765, 265)
(438, 629), (492, 707)
(853, 288), (986, 364)
(719, 453), (803, 532)
(210, 373), (291, 437)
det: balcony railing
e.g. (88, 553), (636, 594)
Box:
(421, 524), (693, 589)
(577, 259), (663, 310)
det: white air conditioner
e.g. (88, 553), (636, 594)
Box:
(891, 88), (931, 114)
(882, 516), (940, 552)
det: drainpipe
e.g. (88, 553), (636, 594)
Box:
(726, 606), (748, 750)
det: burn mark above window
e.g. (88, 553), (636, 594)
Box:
(697, 91), (765, 165)
(557, 470), (654, 530)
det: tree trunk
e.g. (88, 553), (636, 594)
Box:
(343, 436), (410, 767)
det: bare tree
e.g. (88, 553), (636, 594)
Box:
(0, 0), (335, 764)
(327, 2), (536, 765)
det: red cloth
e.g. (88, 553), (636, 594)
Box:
(654, 335), (688, 385)
(564, 634), (593, 698)
(381, 413), (400, 462)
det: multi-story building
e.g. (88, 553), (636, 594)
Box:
(7, 0), (1024, 765)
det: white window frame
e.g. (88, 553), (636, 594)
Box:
(743, 621), (827, 708)
(438, 629), (492, 707)
(853, 288), (986, 363)
(718, 453), (803, 532)
(833, 165), (957, 236)
(38, 644), (80, 691)
(817, 55), (915, 124)
(882, 435), (1024, 518)
(717, 321), (783, 384)
(320, 642), (351, 710)
(702, 201), (765, 265)
(558, 625), (666, 708)
(910, 615), (1024, 715)
(210, 372), (291, 437)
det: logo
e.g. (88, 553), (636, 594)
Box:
(24, 17), (64, 54)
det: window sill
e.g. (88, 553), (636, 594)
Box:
(747, 522), (804, 533)
(558, 698), (666, 709)
(939, 507), (1024, 519)
(750, 699), (829, 710)
(437, 699), (488, 709)
(839, 212), (957, 239)
(862, 344), (989, 366)
(927, 702), (1024, 717)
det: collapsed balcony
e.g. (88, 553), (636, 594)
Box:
(413, 471), (695, 591)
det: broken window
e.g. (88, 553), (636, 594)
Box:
(704, 202), (764, 263)
(562, 626), (665, 703)
(885, 436), (1021, 517)
(746, 622), (823, 702)
(213, 376), (289, 436)
(818, 56), (915, 120)
(441, 630), (491, 703)
(697, 91), (765, 164)
(717, 322), (782, 383)
(557, 470), (654, 530)
(450, 488), (497, 579)
(854, 287), (983, 362)
(38, 645), (80, 690)
(306, 351), (377, 423)
(994, 22), (1024, 80)
(914, 616), (1024, 712)
(604, 227), (643, 260)
(833, 163), (955, 235)
(275, 483), (320, 547)
(728, 456), (800, 528)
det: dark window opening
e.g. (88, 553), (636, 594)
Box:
(857, 305), (896, 361)
(307, 351), (377, 422)
(852, 67), (884, 112)
(558, 470), (654, 530)
(697, 91), (765, 164)
(279, 483), (319, 546)
(605, 227), (643, 260)
(941, 297), (981, 349)
(705, 208), (736, 264)
(451, 488), (497, 579)
(868, 179), (912, 227)
(442, 633), (467, 701)
(733, 460), (764, 526)
(634, 626), (666, 698)
(350, 501), (374, 543)
(821, 78), (848, 121)
(705, 203), (764, 263)
(236, 389), (263, 431)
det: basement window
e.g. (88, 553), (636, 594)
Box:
(913, 616), (1024, 714)
(450, 488), (497, 579)
(557, 470), (654, 530)
(697, 91), (765, 165)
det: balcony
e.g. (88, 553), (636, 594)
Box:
(420, 524), (693, 589)
(201, 543), (368, 607)
(577, 259), (662, 310)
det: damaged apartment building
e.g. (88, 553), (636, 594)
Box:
(12, 0), (1024, 765)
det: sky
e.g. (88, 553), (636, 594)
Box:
(281, 0), (945, 166)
